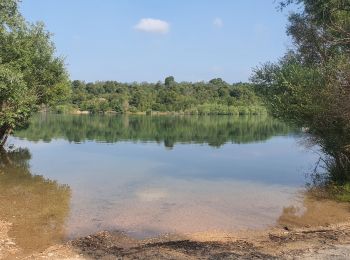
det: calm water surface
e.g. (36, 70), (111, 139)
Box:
(2, 114), (319, 252)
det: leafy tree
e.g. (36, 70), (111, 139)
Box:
(252, 0), (350, 183)
(209, 78), (227, 86)
(164, 76), (175, 86)
(0, 0), (70, 146)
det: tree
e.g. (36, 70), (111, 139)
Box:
(164, 76), (175, 86)
(209, 78), (226, 86)
(252, 0), (350, 184)
(0, 0), (70, 146)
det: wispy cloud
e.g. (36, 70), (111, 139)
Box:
(213, 18), (223, 28)
(134, 18), (170, 34)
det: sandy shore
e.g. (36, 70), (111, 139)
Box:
(2, 220), (350, 260)
(1, 188), (350, 259)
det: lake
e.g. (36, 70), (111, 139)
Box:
(2, 114), (321, 253)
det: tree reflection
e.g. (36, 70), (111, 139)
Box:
(0, 147), (71, 255)
(277, 191), (350, 229)
(14, 114), (296, 148)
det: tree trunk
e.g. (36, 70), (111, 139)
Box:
(0, 126), (11, 147)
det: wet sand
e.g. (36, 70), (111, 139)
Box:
(2, 220), (350, 259)
(1, 195), (350, 259)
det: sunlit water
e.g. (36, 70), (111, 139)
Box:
(2, 114), (323, 252)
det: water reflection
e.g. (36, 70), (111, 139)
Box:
(0, 147), (71, 256)
(278, 192), (350, 228)
(14, 114), (295, 147)
(4, 114), (327, 246)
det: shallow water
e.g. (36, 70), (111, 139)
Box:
(2, 114), (324, 253)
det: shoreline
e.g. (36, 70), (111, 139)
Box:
(2, 220), (350, 259)
(65, 110), (268, 116)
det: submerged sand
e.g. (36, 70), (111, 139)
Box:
(1, 195), (350, 259)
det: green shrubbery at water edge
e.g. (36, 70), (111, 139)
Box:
(253, 0), (350, 195)
(66, 79), (267, 115)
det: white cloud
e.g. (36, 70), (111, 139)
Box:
(134, 18), (170, 34)
(213, 18), (223, 28)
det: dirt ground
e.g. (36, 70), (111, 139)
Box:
(2, 219), (350, 260)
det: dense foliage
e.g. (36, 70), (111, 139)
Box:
(14, 114), (293, 148)
(252, 0), (350, 184)
(69, 78), (266, 115)
(0, 0), (70, 146)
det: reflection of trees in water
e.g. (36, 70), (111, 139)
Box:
(0, 147), (71, 255)
(15, 114), (295, 148)
(298, 132), (350, 194)
(307, 130), (350, 185)
(277, 191), (350, 229)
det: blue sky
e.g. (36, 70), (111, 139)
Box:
(21, 1), (295, 83)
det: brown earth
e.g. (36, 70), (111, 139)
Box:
(1, 220), (350, 260)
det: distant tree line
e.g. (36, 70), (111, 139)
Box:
(67, 77), (267, 115)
